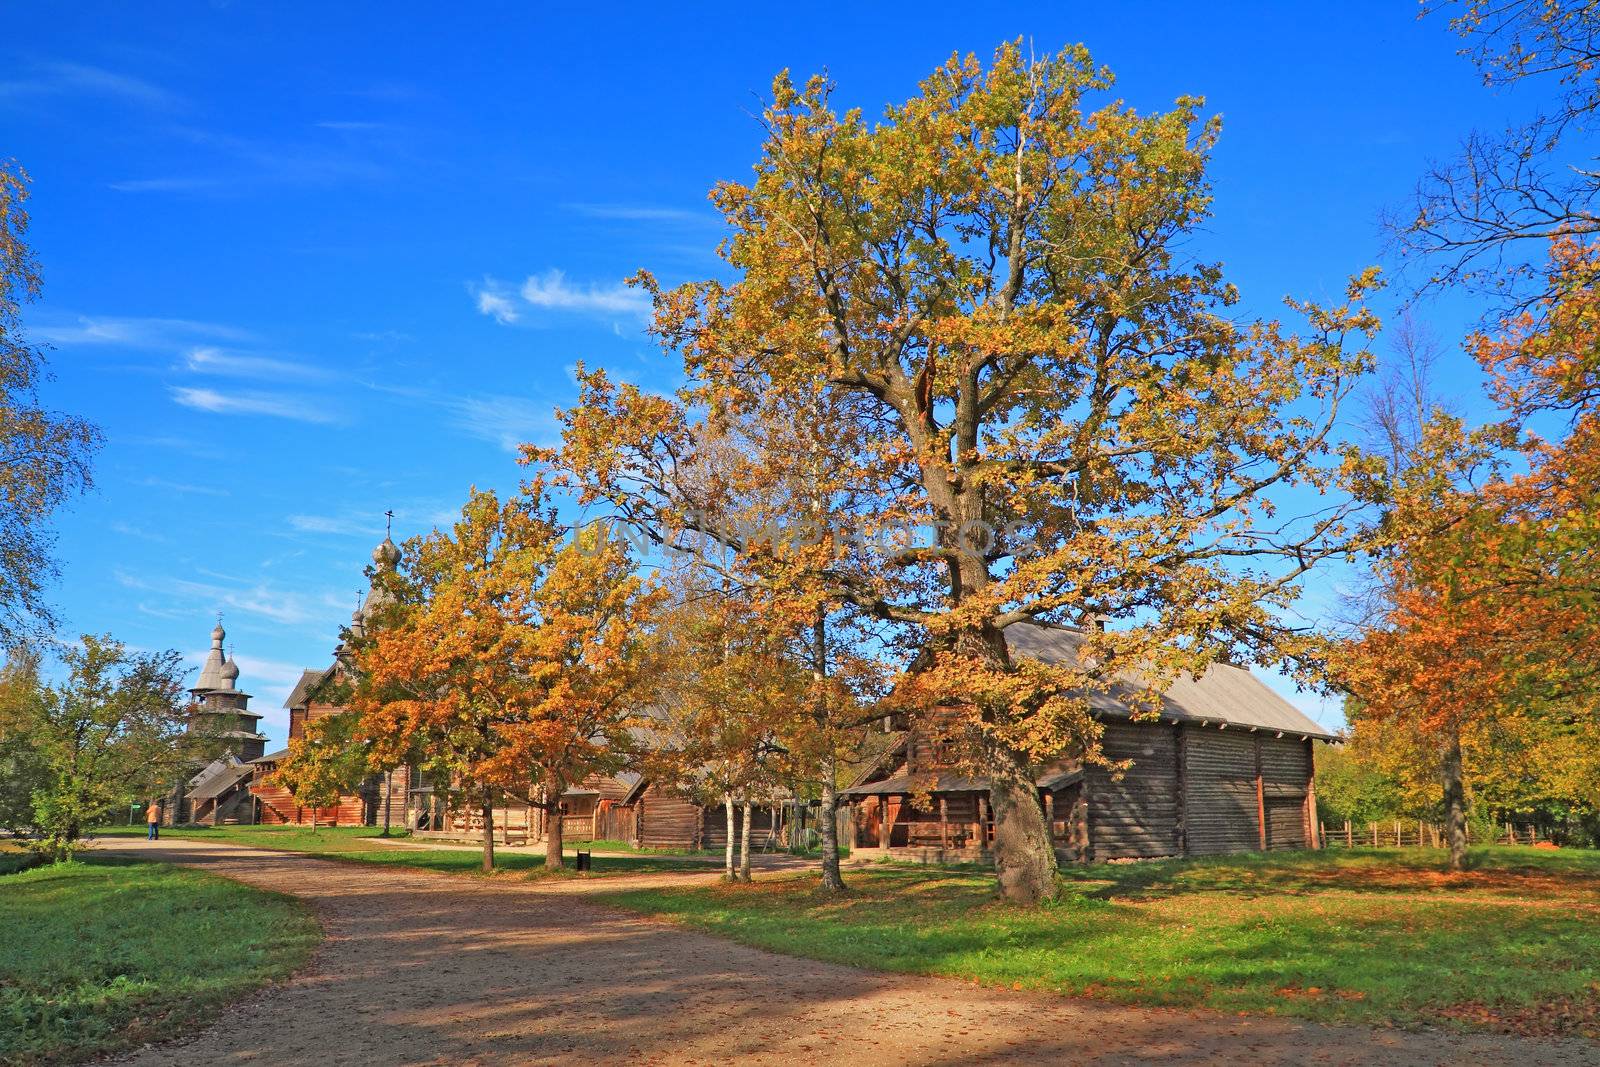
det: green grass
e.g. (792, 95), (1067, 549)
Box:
(89, 823), (716, 878)
(599, 846), (1600, 1038)
(0, 857), (318, 1065)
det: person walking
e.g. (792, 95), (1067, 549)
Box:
(145, 799), (162, 840)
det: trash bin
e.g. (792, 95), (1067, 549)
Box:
(575, 850), (591, 872)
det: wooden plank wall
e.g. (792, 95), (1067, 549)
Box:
(1260, 736), (1310, 850)
(594, 804), (637, 844)
(250, 767), (392, 828)
(1182, 729), (1260, 855)
(1086, 721), (1181, 860)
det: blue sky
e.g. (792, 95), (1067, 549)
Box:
(8, 3), (1518, 745)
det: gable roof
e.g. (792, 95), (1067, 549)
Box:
(1004, 623), (1338, 742)
(283, 667), (332, 710)
(188, 761), (255, 800)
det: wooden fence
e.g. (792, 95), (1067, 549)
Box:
(1319, 819), (1543, 849)
(593, 805), (637, 844)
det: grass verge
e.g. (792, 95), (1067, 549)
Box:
(0, 857), (318, 1065)
(599, 846), (1600, 1038)
(88, 823), (716, 878)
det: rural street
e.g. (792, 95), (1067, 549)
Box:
(99, 839), (1600, 1066)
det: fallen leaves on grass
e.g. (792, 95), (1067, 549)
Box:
(1435, 989), (1600, 1040)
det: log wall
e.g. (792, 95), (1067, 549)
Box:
(1086, 721), (1181, 860)
(700, 804), (778, 850)
(1182, 728), (1261, 855)
(637, 784), (702, 850)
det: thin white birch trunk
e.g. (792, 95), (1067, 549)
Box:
(739, 801), (753, 881)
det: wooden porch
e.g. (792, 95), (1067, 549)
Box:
(844, 775), (1090, 865)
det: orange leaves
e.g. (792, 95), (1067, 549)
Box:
(1339, 240), (1600, 816)
(348, 483), (661, 806)
(274, 712), (368, 811)
(1474, 238), (1600, 419)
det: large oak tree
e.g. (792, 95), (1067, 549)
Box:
(548, 44), (1380, 903)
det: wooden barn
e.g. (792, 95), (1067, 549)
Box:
(842, 623), (1336, 864)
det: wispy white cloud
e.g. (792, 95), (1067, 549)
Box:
(134, 601), (192, 622)
(315, 120), (395, 132)
(112, 125), (391, 195)
(116, 569), (340, 627)
(520, 269), (650, 317)
(0, 61), (180, 109)
(471, 270), (650, 327)
(107, 176), (224, 194)
(110, 520), (171, 543)
(565, 202), (712, 223)
(171, 387), (339, 423)
(32, 315), (254, 348)
(287, 514), (377, 538)
(136, 476), (230, 497)
(184, 346), (330, 381)
(444, 394), (555, 453)
(286, 501), (456, 541)
(352, 328), (413, 344)
(373, 379), (552, 453)
(226, 653), (316, 694)
(474, 287), (520, 325)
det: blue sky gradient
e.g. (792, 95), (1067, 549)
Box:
(8, 3), (1519, 744)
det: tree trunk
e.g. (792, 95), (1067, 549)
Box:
(381, 770), (392, 836)
(739, 802), (753, 882)
(988, 744), (1058, 904)
(543, 770), (564, 870)
(958, 621), (1058, 904)
(480, 785), (496, 873)
(810, 611), (847, 894)
(723, 793), (736, 879)
(1442, 727), (1468, 872)
(817, 756), (846, 894)
(311, 808), (318, 831)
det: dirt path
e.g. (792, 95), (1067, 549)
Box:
(99, 838), (1599, 1066)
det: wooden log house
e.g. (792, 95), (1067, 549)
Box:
(842, 623), (1336, 864)
(249, 663), (412, 827)
(419, 772), (640, 845)
(618, 778), (785, 851)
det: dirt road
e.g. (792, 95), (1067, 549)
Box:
(100, 838), (1600, 1066)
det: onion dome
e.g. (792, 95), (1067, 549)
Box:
(372, 535), (401, 570)
(194, 618), (228, 692)
(220, 654), (241, 690)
